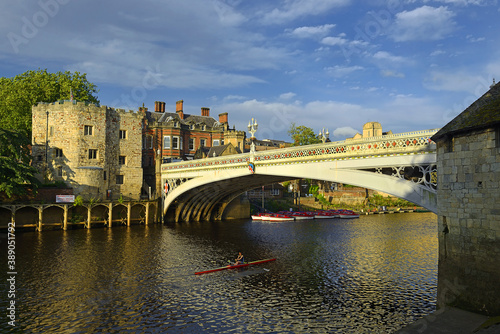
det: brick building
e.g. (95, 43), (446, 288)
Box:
(141, 100), (246, 197)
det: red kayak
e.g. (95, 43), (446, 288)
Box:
(194, 258), (276, 275)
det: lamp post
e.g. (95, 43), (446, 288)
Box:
(318, 127), (329, 143)
(248, 118), (258, 154)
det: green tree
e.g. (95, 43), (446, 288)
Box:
(0, 128), (40, 198)
(0, 69), (99, 134)
(288, 123), (322, 146)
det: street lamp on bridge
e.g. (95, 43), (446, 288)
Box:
(248, 118), (258, 154)
(318, 128), (330, 143)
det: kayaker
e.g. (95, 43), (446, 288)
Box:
(234, 251), (244, 265)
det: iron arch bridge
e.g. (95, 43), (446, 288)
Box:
(161, 129), (439, 222)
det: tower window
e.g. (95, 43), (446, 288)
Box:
(84, 125), (93, 136)
(89, 149), (97, 159)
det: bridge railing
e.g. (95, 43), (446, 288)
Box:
(162, 128), (440, 173)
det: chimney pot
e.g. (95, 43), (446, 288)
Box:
(201, 107), (210, 117)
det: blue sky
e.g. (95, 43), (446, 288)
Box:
(1, 0), (499, 141)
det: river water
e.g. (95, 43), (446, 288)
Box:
(1, 212), (437, 333)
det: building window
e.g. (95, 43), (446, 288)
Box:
(172, 136), (179, 149)
(270, 189), (280, 196)
(119, 130), (127, 139)
(84, 125), (93, 136)
(37, 155), (42, 161)
(200, 139), (207, 147)
(104, 171), (107, 180)
(88, 149), (97, 159)
(446, 137), (454, 153)
(190, 124), (195, 130)
(164, 136), (170, 149)
(213, 139), (220, 146)
(56, 166), (63, 177)
(149, 157), (154, 166)
(202, 125), (206, 131)
(116, 175), (124, 185)
(147, 136), (153, 149)
(50, 126), (54, 137)
(55, 148), (63, 158)
(189, 138), (195, 151)
(119, 155), (126, 165)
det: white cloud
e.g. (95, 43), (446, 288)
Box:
(280, 92), (297, 100)
(321, 36), (348, 46)
(424, 70), (492, 94)
(260, 0), (350, 24)
(287, 24), (336, 39)
(466, 34), (486, 43)
(430, 50), (446, 56)
(380, 70), (405, 78)
(373, 51), (407, 63)
(324, 65), (363, 77)
(390, 6), (456, 41)
(333, 126), (359, 138)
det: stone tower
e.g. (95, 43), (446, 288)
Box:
(223, 130), (246, 153)
(32, 101), (143, 200)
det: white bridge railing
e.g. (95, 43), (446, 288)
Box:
(162, 128), (439, 173)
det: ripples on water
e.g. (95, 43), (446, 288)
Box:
(0, 213), (437, 333)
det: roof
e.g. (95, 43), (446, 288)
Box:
(432, 81), (500, 141)
(145, 111), (220, 128)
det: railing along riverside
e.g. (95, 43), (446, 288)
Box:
(162, 128), (440, 173)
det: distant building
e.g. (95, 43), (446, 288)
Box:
(347, 122), (393, 140)
(244, 138), (292, 151)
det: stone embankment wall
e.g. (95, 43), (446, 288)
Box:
(436, 127), (500, 315)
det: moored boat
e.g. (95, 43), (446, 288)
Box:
(251, 213), (266, 220)
(290, 211), (315, 220)
(338, 210), (359, 219)
(268, 214), (295, 222)
(314, 210), (340, 219)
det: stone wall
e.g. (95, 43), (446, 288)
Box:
(436, 127), (500, 315)
(32, 101), (143, 201)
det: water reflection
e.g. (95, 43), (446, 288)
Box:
(0, 213), (437, 333)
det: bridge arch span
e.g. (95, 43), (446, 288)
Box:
(163, 153), (436, 222)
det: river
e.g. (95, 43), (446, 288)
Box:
(1, 212), (437, 333)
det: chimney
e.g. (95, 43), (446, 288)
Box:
(176, 100), (184, 119)
(201, 107), (210, 117)
(219, 112), (228, 124)
(155, 101), (160, 112)
(160, 101), (165, 113)
(176, 100), (183, 112)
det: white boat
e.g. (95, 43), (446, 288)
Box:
(314, 210), (340, 219)
(338, 210), (359, 219)
(268, 214), (295, 222)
